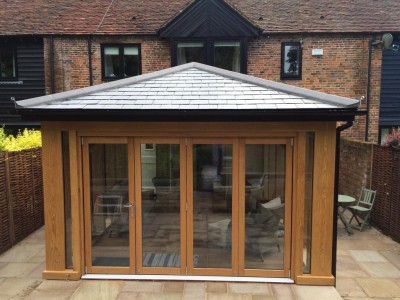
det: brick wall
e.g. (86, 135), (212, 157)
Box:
(44, 36), (171, 92)
(44, 33), (382, 142)
(338, 138), (374, 199)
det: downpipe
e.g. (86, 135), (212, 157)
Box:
(332, 121), (353, 284)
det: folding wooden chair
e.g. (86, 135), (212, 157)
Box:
(347, 188), (377, 231)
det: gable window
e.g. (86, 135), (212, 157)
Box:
(101, 44), (141, 80)
(281, 42), (302, 80)
(173, 40), (246, 73)
(177, 43), (205, 65)
(0, 47), (17, 80)
(214, 41), (241, 72)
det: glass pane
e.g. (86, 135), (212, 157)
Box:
(193, 144), (232, 269)
(214, 41), (241, 72)
(104, 47), (120, 77)
(142, 144), (181, 268)
(0, 48), (16, 78)
(62, 132), (73, 269)
(244, 144), (286, 270)
(303, 133), (315, 273)
(124, 47), (140, 78)
(283, 45), (300, 76)
(89, 144), (129, 267)
(177, 43), (205, 65)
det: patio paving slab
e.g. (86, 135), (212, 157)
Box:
(122, 280), (164, 293)
(270, 284), (295, 300)
(0, 278), (41, 298)
(0, 262), (39, 278)
(0, 244), (43, 263)
(349, 250), (388, 262)
(293, 285), (342, 300)
(2, 223), (400, 299)
(70, 280), (123, 300)
(356, 278), (400, 298)
(359, 262), (400, 278)
(335, 277), (367, 298)
(36, 279), (82, 291)
(26, 290), (75, 300)
(381, 250), (400, 269)
(228, 282), (271, 295)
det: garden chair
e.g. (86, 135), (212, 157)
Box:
(347, 188), (377, 232)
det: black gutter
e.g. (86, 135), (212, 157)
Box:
(365, 39), (373, 141)
(88, 35), (93, 86)
(16, 108), (358, 122)
(50, 35), (56, 94)
(332, 120), (354, 285)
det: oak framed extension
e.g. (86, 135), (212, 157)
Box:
(17, 63), (358, 285)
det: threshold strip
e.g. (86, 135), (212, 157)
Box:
(82, 274), (294, 283)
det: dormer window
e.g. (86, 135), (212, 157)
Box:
(177, 42), (205, 65)
(159, 0), (261, 74)
(174, 40), (244, 73)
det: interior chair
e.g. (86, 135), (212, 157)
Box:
(346, 188), (377, 232)
(246, 197), (284, 262)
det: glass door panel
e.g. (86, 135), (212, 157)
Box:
(191, 142), (235, 272)
(240, 139), (292, 277)
(138, 141), (183, 273)
(84, 140), (131, 271)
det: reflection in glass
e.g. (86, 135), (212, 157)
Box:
(193, 144), (232, 269)
(89, 144), (129, 267)
(142, 144), (181, 268)
(177, 43), (205, 65)
(214, 41), (241, 72)
(0, 48), (16, 78)
(303, 133), (315, 273)
(123, 47), (140, 77)
(104, 47), (120, 78)
(244, 144), (286, 270)
(62, 132), (73, 269)
(283, 45), (300, 76)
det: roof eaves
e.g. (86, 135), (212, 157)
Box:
(188, 63), (359, 108)
(16, 63), (199, 108)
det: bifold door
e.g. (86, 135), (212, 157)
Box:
(82, 137), (292, 277)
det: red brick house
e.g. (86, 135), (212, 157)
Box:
(1, 0), (400, 142)
(0, 0), (400, 141)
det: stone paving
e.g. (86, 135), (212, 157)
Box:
(0, 220), (399, 299)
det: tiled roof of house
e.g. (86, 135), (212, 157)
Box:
(17, 62), (359, 111)
(0, 0), (399, 35)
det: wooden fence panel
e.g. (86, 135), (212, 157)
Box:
(371, 146), (393, 232)
(0, 148), (44, 255)
(390, 149), (400, 241)
(0, 153), (11, 253)
(370, 145), (400, 242)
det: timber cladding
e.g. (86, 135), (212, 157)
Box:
(41, 121), (337, 284)
(0, 148), (44, 255)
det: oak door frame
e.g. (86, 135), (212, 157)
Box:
(82, 137), (136, 274)
(134, 137), (187, 275)
(238, 138), (293, 277)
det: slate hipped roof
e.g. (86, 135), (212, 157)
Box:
(1, 0), (399, 35)
(17, 63), (358, 121)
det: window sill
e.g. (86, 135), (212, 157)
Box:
(0, 80), (23, 85)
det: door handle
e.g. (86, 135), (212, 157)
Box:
(123, 203), (135, 218)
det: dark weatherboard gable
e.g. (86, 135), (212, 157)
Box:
(159, 0), (261, 38)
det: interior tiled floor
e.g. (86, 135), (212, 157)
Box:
(1, 218), (400, 299)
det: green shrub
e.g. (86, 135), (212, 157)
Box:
(0, 127), (42, 152)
